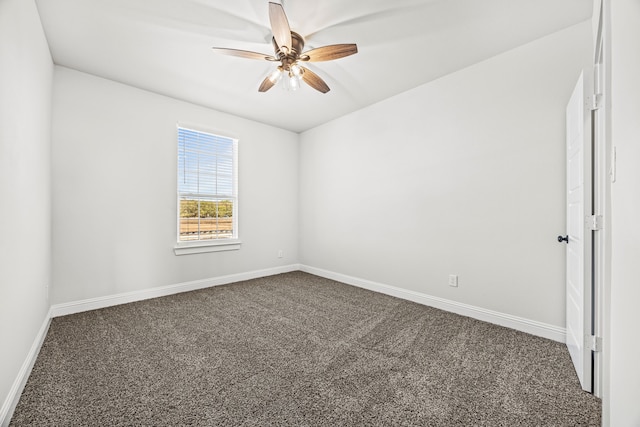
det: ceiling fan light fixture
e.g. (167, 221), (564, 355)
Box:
(268, 67), (283, 83)
(289, 75), (300, 91)
(290, 63), (302, 78)
(282, 72), (300, 91)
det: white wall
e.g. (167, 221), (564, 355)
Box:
(0, 0), (53, 419)
(51, 67), (298, 304)
(299, 22), (592, 329)
(608, 0), (640, 424)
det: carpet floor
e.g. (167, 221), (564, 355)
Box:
(10, 271), (601, 426)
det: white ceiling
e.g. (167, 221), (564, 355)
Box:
(35, 0), (592, 133)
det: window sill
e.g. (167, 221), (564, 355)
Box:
(174, 239), (242, 256)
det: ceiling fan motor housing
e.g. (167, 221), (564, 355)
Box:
(273, 31), (305, 70)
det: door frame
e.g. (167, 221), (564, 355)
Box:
(591, 0), (606, 399)
(567, 0), (606, 397)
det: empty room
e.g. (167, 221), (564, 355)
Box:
(1, 0), (638, 425)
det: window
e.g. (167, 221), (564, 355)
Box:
(175, 126), (239, 255)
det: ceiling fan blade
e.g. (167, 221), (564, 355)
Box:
(300, 44), (358, 62)
(211, 47), (277, 61)
(269, 2), (292, 54)
(300, 67), (330, 93)
(258, 76), (276, 92)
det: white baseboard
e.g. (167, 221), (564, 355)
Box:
(0, 308), (52, 427)
(50, 262), (566, 339)
(51, 264), (301, 318)
(299, 265), (566, 343)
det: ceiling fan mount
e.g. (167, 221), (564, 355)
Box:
(212, 2), (358, 94)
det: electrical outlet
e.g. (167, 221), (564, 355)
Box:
(448, 274), (458, 287)
(277, 249), (284, 258)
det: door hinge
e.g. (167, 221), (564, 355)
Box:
(589, 94), (603, 111)
(587, 215), (603, 231)
(587, 335), (602, 352)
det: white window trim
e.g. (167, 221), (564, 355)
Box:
(174, 239), (242, 256)
(175, 124), (239, 255)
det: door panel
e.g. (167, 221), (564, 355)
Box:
(565, 70), (592, 392)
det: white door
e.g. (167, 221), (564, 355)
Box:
(563, 70), (593, 392)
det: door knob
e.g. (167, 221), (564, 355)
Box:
(557, 235), (569, 243)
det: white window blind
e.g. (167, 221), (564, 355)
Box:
(177, 127), (238, 242)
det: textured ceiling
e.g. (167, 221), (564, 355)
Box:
(35, 0), (592, 133)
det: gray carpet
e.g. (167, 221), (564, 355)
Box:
(10, 271), (601, 426)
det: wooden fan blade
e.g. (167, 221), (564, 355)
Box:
(300, 67), (330, 93)
(269, 2), (292, 54)
(211, 47), (277, 61)
(258, 76), (276, 92)
(301, 44), (358, 62)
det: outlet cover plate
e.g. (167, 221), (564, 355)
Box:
(448, 274), (458, 287)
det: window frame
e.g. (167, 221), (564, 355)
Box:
(174, 124), (240, 256)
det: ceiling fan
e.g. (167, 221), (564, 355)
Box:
(211, 2), (358, 93)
